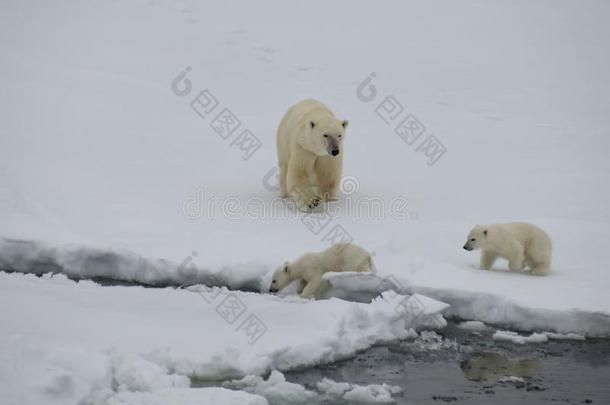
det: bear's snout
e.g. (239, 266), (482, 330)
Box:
(463, 244), (472, 251)
(269, 287), (278, 293)
(326, 137), (340, 157)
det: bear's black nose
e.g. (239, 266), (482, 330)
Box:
(463, 245), (469, 250)
(269, 288), (278, 293)
(331, 149), (339, 156)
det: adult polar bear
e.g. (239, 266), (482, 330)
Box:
(463, 222), (552, 275)
(277, 99), (348, 211)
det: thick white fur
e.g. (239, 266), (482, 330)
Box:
(276, 99), (347, 211)
(270, 243), (372, 299)
(463, 222), (552, 275)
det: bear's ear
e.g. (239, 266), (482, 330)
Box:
(309, 121), (315, 129)
(341, 120), (349, 129)
(483, 229), (488, 236)
(283, 263), (289, 273)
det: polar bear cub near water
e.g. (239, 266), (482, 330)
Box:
(463, 222), (552, 275)
(277, 99), (348, 212)
(269, 243), (372, 299)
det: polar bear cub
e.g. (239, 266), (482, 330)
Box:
(463, 222), (552, 275)
(277, 99), (348, 211)
(269, 243), (373, 299)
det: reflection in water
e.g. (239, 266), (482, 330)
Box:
(461, 352), (539, 382)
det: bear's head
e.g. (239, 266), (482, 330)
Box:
(269, 262), (293, 293)
(304, 117), (348, 157)
(463, 225), (488, 251)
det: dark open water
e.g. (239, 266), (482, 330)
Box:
(284, 322), (610, 404)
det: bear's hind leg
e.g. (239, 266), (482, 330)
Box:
(526, 240), (552, 276)
(530, 261), (550, 276)
(355, 255), (373, 273)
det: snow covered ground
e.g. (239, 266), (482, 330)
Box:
(0, 272), (443, 404)
(1, 0), (609, 404)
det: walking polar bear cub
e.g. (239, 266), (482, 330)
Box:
(277, 99), (348, 211)
(269, 243), (373, 299)
(463, 222), (552, 275)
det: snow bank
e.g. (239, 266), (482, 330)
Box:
(457, 320), (489, 331)
(322, 271), (412, 301)
(343, 384), (402, 403)
(543, 331), (585, 341)
(416, 285), (610, 337)
(0, 237), (267, 291)
(224, 371), (403, 404)
(392, 330), (462, 353)
(109, 351), (190, 392)
(316, 378), (402, 403)
(498, 376), (525, 384)
(493, 330), (548, 344)
(0, 272), (446, 405)
(3, 236), (609, 337)
(492, 330), (585, 344)
(225, 371), (316, 403)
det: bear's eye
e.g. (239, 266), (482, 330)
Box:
(323, 134), (328, 138)
(271, 280), (276, 284)
(470, 238), (476, 242)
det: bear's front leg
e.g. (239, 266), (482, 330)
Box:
(315, 156), (342, 201)
(278, 162), (289, 198)
(300, 277), (331, 299)
(297, 279), (307, 294)
(291, 185), (321, 212)
(287, 160), (321, 212)
(530, 262), (550, 276)
(479, 251), (497, 270)
(319, 179), (339, 202)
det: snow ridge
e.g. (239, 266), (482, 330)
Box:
(417, 286), (610, 337)
(0, 237), (266, 291)
(2, 237), (609, 337)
